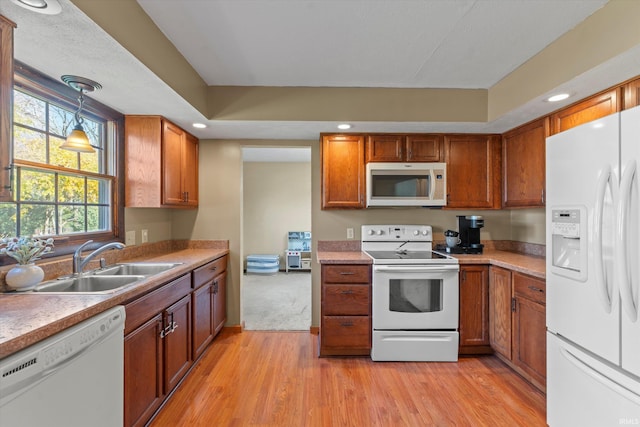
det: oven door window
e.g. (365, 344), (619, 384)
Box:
(389, 278), (443, 313)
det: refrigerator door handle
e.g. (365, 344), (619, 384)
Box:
(594, 165), (613, 313)
(561, 345), (640, 406)
(617, 160), (638, 321)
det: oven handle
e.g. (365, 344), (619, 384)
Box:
(373, 265), (459, 273)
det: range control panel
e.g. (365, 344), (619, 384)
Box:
(361, 225), (432, 242)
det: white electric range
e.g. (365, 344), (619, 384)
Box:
(362, 225), (460, 362)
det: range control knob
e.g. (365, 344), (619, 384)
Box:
(413, 230), (420, 236)
(422, 230), (429, 236)
(368, 229), (375, 235)
(376, 230), (383, 235)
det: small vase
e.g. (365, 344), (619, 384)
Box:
(5, 263), (45, 291)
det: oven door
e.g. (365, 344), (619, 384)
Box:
(372, 264), (459, 330)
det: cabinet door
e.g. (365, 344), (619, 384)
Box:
(182, 132), (199, 207)
(502, 118), (548, 208)
(549, 88), (620, 135)
(459, 265), (490, 352)
(0, 17), (15, 202)
(192, 282), (214, 360)
(366, 134), (405, 162)
(624, 78), (640, 109)
(124, 314), (164, 427)
(444, 134), (501, 209)
(513, 295), (546, 388)
(162, 120), (186, 206)
(164, 294), (192, 394)
(321, 135), (365, 209)
(489, 266), (512, 359)
(406, 135), (443, 162)
(213, 271), (227, 335)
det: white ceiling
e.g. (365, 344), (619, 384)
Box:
(2, 0), (632, 142)
(137, 0), (606, 89)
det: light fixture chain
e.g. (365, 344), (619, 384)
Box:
(74, 90), (85, 127)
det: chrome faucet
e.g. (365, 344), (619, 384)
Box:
(73, 240), (125, 275)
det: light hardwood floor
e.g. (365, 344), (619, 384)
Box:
(150, 329), (546, 426)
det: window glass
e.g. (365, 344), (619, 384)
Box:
(6, 87), (116, 242)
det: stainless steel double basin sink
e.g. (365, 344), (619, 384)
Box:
(32, 262), (182, 294)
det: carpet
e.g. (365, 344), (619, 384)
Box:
(242, 271), (311, 331)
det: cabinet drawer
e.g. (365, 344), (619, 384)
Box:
(192, 256), (227, 289)
(513, 272), (546, 305)
(321, 316), (371, 348)
(125, 274), (192, 335)
(323, 284), (370, 315)
(322, 265), (370, 284)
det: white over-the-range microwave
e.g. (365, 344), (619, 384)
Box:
(366, 162), (447, 207)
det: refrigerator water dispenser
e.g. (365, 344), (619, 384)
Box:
(550, 207), (588, 281)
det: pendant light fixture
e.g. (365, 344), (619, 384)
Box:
(60, 75), (102, 153)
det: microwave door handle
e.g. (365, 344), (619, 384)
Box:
(430, 170), (436, 199)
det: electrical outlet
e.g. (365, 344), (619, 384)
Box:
(347, 228), (354, 239)
(141, 229), (148, 243)
(125, 230), (136, 246)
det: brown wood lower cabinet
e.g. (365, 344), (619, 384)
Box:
(320, 264), (371, 356)
(489, 266), (512, 359)
(511, 272), (546, 390)
(458, 265), (491, 354)
(486, 265), (546, 392)
(124, 255), (229, 427)
(124, 314), (164, 427)
(164, 295), (192, 393)
(124, 274), (192, 427)
(192, 256), (228, 360)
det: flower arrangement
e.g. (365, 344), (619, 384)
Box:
(0, 236), (55, 265)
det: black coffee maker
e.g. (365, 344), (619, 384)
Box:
(440, 215), (484, 254)
(457, 215), (484, 253)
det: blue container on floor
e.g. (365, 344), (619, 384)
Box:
(246, 254), (280, 274)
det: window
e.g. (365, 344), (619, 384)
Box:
(0, 62), (124, 261)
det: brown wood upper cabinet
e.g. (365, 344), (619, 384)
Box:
(125, 116), (199, 208)
(502, 118), (548, 208)
(0, 17), (15, 202)
(549, 88), (621, 135)
(624, 78), (640, 109)
(444, 134), (501, 209)
(366, 134), (443, 162)
(321, 134), (365, 209)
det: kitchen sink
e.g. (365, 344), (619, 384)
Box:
(33, 274), (144, 294)
(94, 262), (182, 276)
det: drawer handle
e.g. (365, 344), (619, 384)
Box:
(210, 266), (218, 271)
(528, 285), (544, 293)
(340, 322), (354, 327)
(339, 272), (355, 275)
(340, 290), (354, 295)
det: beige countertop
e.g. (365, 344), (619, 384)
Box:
(317, 248), (545, 279)
(0, 247), (228, 360)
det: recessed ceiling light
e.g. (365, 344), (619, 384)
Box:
(547, 93), (570, 102)
(10, 0), (61, 14)
(337, 124), (352, 130)
(192, 123), (207, 129)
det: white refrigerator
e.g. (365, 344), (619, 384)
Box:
(546, 105), (640, 426)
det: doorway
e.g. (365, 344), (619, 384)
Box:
(241, 146), (312, 330)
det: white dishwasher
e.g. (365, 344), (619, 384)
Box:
(0, 305), (125, 427)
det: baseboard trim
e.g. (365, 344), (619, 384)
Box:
(309, 326), (319, 335)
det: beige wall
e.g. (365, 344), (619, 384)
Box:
(243, 161), (311, 269)
(141, 138), (544, 329)
(124, 208), (173, 245)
